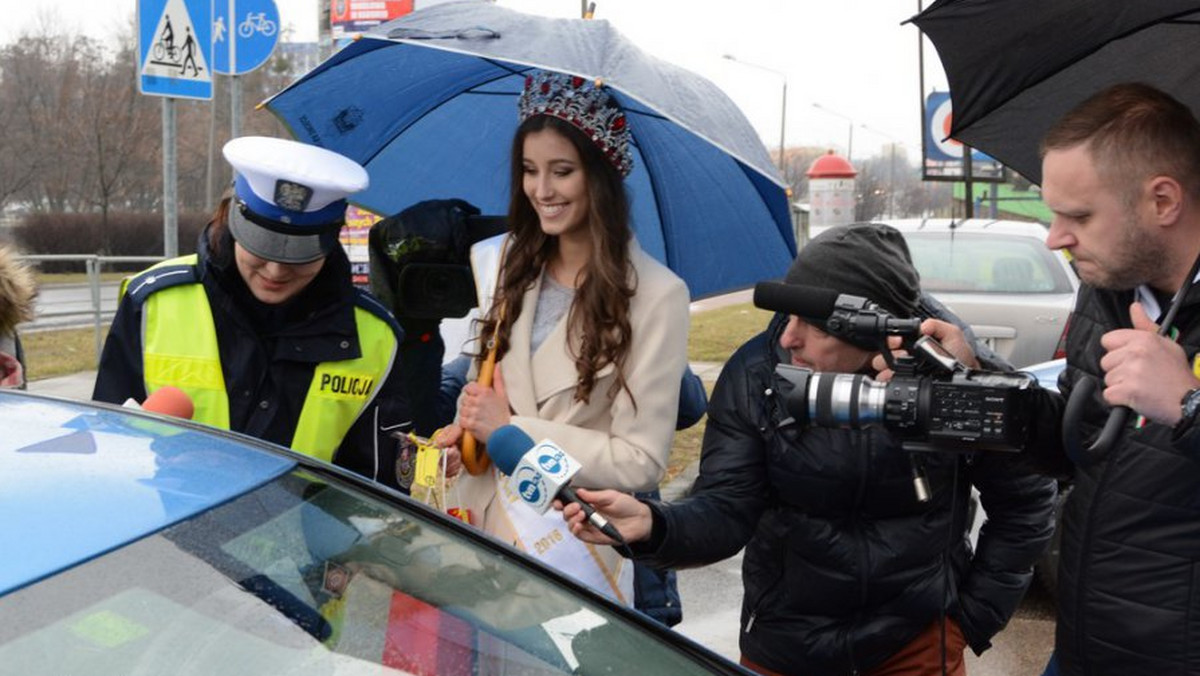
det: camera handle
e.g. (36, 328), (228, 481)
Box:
(873, 338), (932, 503)
(909, 454), (931, 503)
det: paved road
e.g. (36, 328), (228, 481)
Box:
(27, 281), (119, 331)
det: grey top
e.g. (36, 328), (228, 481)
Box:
(531, 272), (574, 355)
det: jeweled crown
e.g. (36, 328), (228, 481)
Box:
(518, 70), (634, 177)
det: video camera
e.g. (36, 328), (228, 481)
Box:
(367, 199), (507, 320)
(753, 281), (1037, 454)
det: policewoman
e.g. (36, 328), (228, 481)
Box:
(94, 137), (412, 490)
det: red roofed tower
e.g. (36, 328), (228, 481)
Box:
(806, 150), (857, 229)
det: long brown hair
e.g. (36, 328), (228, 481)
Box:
(477, 115), (637, 405)
(205, 190), (235, 256)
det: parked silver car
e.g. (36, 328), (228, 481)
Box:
(878, 219), (1078, 368)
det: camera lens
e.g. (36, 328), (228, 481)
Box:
(805, 372), (889, 428)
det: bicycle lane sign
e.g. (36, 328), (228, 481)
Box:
(213, 0), (280, 75)
(139, 0), (213, 99)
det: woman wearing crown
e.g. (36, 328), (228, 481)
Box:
(437, 71), (691, 603)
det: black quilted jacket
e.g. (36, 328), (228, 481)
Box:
(635, 315), (1056, 675)
(1029, 282), (1200, 676)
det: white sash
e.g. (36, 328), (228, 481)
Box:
(493, 466), (633, 605)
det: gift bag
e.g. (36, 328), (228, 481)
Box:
(396, 431), (471, 524)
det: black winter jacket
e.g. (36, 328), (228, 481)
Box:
(1028, 282), (1200, 676)
(636, 315), (1057, 675)
(93, 227), (415, 491)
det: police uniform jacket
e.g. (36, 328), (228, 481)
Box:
(634, 314), (1057, 675)
(1027, 282), (1200, 676)
(93, 226), (412, 490)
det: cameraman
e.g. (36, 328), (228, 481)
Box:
(561, 224), (1056, 676)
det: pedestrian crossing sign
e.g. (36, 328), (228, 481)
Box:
(139, 0), (213, 99)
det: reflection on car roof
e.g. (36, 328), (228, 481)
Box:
(0, 392), (295, 595)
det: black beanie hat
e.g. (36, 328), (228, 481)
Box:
(786, 223), (921, 337)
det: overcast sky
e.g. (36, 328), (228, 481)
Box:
(3, 0), (951, 163)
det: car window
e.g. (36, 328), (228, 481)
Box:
(903, 232), (1074, 294)
(0, 470), (721, 675)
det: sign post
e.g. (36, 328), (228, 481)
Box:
(139, 0), (213, 257)
(214, 0), (279, 141)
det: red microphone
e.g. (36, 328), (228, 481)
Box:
(136, 386), (195, 420)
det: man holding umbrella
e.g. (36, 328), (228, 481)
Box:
(1028, 82), (1200, 675)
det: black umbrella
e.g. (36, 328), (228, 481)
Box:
(910, 0), (1200, 184)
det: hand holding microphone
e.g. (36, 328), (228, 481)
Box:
(558, 487), (653, 546)
(486, 424), (634, 547)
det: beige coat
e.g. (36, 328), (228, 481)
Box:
(455, 241), (690, 556)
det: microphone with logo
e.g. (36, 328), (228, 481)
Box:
(123, 386), (196, 420)
(487, 424), (627, 547)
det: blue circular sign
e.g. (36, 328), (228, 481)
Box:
(213, 0), (280, 75)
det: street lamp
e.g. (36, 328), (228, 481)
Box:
(860, 123), (903, 218)
(812, 102), (854, 162)
(723, 54), (787, 178)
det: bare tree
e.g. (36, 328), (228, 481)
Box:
(79, 33), (159, 250)
(0, 46), (40, 210)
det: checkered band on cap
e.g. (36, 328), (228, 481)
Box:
(518, 71), (634, 177)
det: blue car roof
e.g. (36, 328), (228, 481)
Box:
(0, 392), (296, 595)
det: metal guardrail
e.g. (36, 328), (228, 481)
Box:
(22, 254), (165, 363)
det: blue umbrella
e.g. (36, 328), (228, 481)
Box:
(263, 1), (794, 299)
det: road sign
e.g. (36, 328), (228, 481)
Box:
(923, 91), (1005, 182)
(925, 91), (993, 163)
(139, 0), (213, 99)
(213, 0), (280, 75)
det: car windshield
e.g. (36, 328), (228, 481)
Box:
(903, 232), (1073, 294)
(0, 469), (716, 675)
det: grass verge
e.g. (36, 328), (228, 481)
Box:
(689, 302), (772, 362)
(662, 302), (773, 489)
(36, 272), (128, 285)
(24, 328), (106, 381)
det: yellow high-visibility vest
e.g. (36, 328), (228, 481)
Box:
(131, 255), (398, 462)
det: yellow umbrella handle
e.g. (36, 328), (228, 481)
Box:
(461, 349), (496, 475)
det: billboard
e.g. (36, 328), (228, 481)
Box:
(330, 0), (475, 37)
(331, 0), (411, 38)
(341, 204), (379, 288)
(923, 91), (1005, 183)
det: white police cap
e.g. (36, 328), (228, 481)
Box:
(222, 136), (369, 264)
